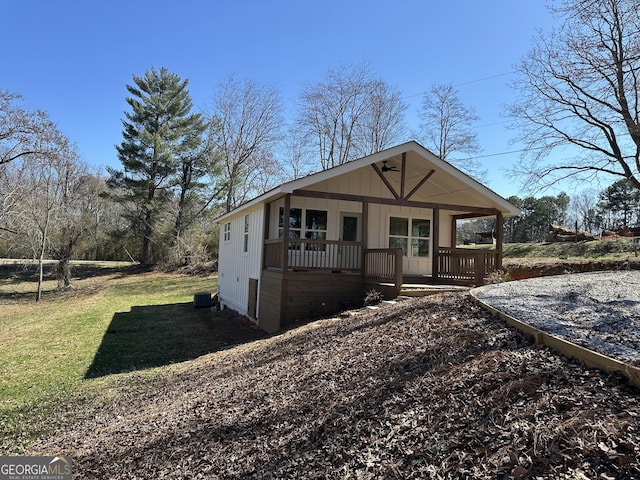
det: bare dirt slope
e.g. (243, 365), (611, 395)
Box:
(32, 293), (640, 479)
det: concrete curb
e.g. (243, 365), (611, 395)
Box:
(469, 288), (640, 388)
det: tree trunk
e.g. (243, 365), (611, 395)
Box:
(36, 214), (50, 302)
(56, 257), (72, 290)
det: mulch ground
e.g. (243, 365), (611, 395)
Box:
(31, 293), (640, 479)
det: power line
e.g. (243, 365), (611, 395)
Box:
(404, 71), (516, 99)
(452, 145), (547, 162)
(454, 71), (515, 87)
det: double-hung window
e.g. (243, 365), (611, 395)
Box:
(279, 207), (328, 251)
(389, 217), (430, 257)
(223, 222), (231, 242)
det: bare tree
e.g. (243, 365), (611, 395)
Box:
(1, 91), (60, 166)
(298, 62), (407, 170)
(569, 189), (600, 234)
(17, 140), (85, 299)
(280, 128), (316, 181)
(509, 0), (640, 191)
(352, 79), (408, 158)
(211, 75), (283, 212)
(418, 83), (484, 179)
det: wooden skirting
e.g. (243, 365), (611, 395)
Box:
(259, 270), (364, 333)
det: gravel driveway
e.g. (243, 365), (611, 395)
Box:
(472, 270), (640, 367)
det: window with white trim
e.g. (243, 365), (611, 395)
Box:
(223, 222), (231, 242)
(389, 216), (430, 257)
(278, 207), (328, 251)
(243, 215), (249, 253)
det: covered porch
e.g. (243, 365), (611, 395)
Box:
(260, 234), (500, 332)
(263, 236), (502, 289)
(253, 145), (515, 332)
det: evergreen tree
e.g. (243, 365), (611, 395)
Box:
(597, 179), (640, 229)
(106, 67), (206, 264)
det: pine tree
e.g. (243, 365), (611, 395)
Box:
(107, 67), (206, 264)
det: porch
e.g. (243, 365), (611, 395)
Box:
(263, 238), (500, 288)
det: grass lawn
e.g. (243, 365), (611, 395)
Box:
(503, 237), (640, 259)
(0, 262), (264, 454)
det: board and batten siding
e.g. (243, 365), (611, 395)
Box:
(217, 205), (264, 316)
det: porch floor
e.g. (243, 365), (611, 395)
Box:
(400, 283), (470, 297)
(374, 282), (470, 297)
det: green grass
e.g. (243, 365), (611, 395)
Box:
(503, 238), (640, 259)
(0, 263), (244, 453)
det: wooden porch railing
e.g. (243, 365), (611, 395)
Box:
(363, 248), (403, 287)
(264, 238), (362, 271)
(437, 247), (499, 285)
(264, 240), (403, 288)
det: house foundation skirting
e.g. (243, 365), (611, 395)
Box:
(259, 270), (365, 333)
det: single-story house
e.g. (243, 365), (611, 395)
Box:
(215, 141), (520, 333)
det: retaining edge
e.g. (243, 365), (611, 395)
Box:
(469, 288), (640, 388)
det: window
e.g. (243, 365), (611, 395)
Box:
(304, 209), (327, 250)
(389, 216), (430, 257)
(223, 222), (231, 242)
(279, 207), (328, 250)
(279, 207), (302, 249)
(243, 215), (249, 253)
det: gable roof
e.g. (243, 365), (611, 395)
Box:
(216, 141), (520, 222)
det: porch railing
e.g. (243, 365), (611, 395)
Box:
(363, 248), (403, 287)
(437, 247), (499, 284)
(264, 238), (362, 271)
(263, 240), (403, 286)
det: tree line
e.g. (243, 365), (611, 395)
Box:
(0, 63), (482, 281)
(2, 0), (640, 295)
(459, 178), (640, 244)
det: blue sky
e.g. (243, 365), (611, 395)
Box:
(4, 1), (556, 198)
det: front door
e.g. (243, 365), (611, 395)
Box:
(339, 213), (361, 269)
(341, 213), (361, 242)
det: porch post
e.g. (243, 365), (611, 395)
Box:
(432, 207), (440, 282)
(450, 216), (457, 248)
(361, 201), (369, 276)
(495, 211), (504, 270)
(281, 194), (291, 271)
(261, 201), (271, 270)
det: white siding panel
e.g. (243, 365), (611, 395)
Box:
(218, 205), (264, 315)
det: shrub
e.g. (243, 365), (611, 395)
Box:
(486, 269), (513, 284)
(364, 289), (384, 306)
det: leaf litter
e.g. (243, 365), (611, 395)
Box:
(29, 291), (640, 479)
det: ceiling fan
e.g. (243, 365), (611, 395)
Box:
(381, 160), (399, 173)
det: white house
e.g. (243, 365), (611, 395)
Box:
(215, 141), (520, 333)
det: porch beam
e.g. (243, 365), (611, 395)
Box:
(405, 169), (435, 200)
(451, 212), (492, 220)
(293, 189), (501, 216)
(371, 163), (400, 199)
